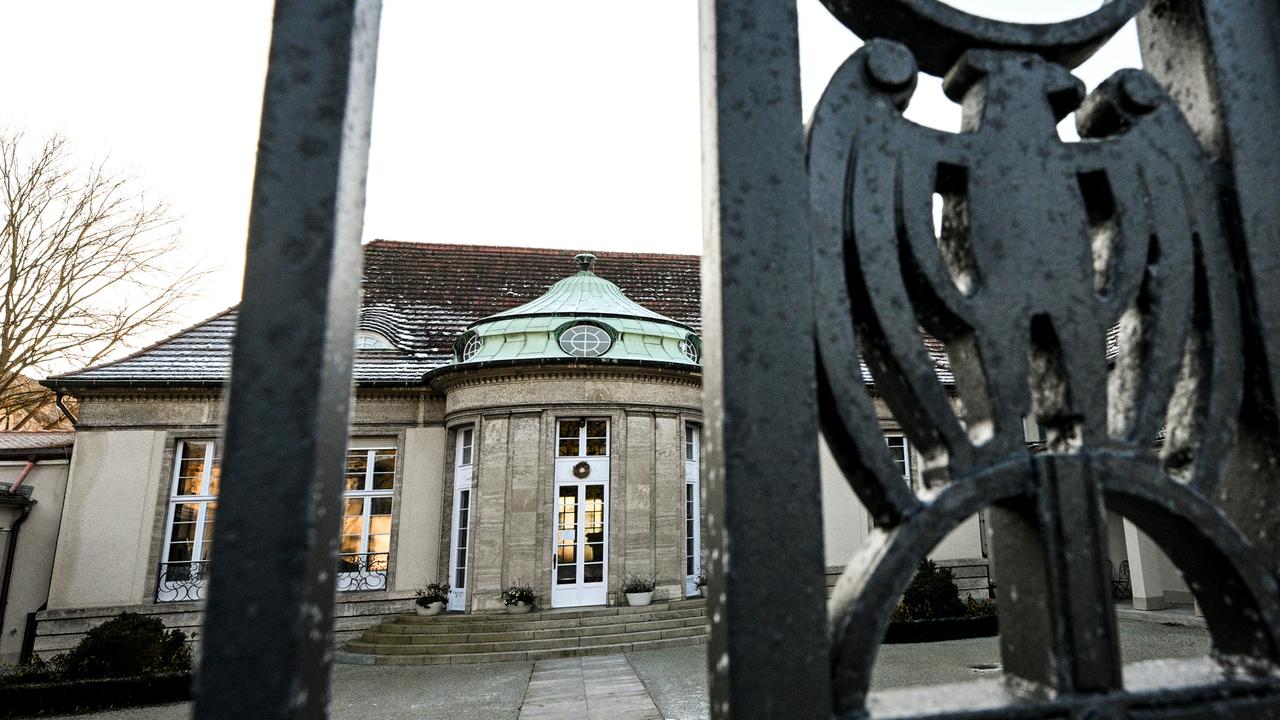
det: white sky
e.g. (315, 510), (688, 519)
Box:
(0, 1), (1138, 343)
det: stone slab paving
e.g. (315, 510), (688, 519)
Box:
(46, 618), (1210, 720)
(518, 655), (662, 720)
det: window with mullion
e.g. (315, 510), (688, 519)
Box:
(885, 434), (911, 486)
(164, 440), (219, 570)
(339, 447), (396, 579)
(557, 418), (610, 458)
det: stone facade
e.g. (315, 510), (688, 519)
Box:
(434, 364), (702, 612)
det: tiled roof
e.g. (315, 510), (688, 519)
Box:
(47, 242), (702, 387)
(0, 431), (74, 452)
(45, 240), (956, 388)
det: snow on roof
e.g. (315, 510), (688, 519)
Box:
(45, 240), (953, 388)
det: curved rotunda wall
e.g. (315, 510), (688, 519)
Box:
(433, 364), (702, 612)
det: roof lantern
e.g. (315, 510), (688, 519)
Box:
(448, 251), (701, 369)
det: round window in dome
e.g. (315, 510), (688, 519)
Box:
(679, 335), (701, 363)
(460, 333), (484, 361)
(558, 324), (612, 358)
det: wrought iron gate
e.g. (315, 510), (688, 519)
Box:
(191, 0), (1280, 718)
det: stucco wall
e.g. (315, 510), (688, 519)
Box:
(48, 430), (167, 609)
(392, 427), (446, 591)
(0, 460), (69, 666)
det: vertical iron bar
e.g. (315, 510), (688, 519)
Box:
(1137, 0), (1280, 571)
(699, 1), (832, 718)
(194, 1), (380, 718)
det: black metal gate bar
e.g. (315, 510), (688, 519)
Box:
(698, 2), (832, 718)
(194, 1), (381, 718)
(1137, 0), (1280, 572)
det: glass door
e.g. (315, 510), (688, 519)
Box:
(551, 418), (609, 608)
(684, 423), (702, 596)
(448, 426), (474, 611)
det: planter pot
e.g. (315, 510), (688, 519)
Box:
(415, 601), (445, 616)
(625, 591), (654, 607)
(883, 615), (998, 644)
(505, 600), (533, 614)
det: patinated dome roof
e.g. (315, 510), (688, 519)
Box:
(449, 253), (701, 368)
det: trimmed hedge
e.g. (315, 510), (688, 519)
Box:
(883, 615), (998, 644)
(0, 672), (192, 717)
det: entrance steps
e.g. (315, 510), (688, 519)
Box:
(338, 598), (707, 666)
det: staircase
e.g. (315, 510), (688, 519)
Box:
(339, 598), (708, 665)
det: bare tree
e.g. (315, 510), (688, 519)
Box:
(0, 131), (202, 429)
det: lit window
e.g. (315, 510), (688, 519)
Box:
(157, 440), (398, 602)
(157, 440), (220, 602)
(558, 418), (609, 457)
(558, 324), (612, 358)
(356, 331), (394, 350)
(338, 447), (398, 590)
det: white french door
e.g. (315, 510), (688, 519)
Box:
(551, 418), (609, 608)
(447, 426), (475, 611)
(684, 423), (702, 597)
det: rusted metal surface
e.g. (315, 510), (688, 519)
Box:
(193, 1), (381, 718)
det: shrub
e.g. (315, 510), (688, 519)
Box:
(621, 574), (656, 594)
(13, 613), (192, 683)
(892, 560), (968, 621)
(415, 582), (450, 607)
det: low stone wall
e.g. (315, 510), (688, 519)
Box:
(824, 558), (992, 601)
(30, 591), (418, 659)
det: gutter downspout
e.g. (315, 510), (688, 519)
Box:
(54, 391), (77, 427)
(0, 473), (35, 661)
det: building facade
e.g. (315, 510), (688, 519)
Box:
(6, 241), (1184, 661)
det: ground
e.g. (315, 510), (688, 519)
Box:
(52, 617), (1210, 720)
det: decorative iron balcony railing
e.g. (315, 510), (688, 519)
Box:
(156, 560), (210, 603)
(335, 552), (389, 592)
(156, 553), (389, 602)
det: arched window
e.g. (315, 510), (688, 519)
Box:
(355, 331), (394, 350)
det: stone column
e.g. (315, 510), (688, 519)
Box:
(503, 413), (542, 596)
(654, 414), (684, 599)
(470, 416), (510, 612)
(624, 412), (656, 586)
(1122, 518), (1166, 610)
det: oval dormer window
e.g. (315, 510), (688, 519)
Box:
(558, 324), (612, 358)
(355, 331), (394, 350)
(460, 332), (484, 362)
(679, 335), (701, 363)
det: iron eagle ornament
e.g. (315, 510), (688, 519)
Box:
(808, 1), (1280, 717)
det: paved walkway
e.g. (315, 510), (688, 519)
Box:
(519, 655), (661, 720)
(48, 618), (1211, 720)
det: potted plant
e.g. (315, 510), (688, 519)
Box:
(622, 574), (657, 606)
(414, 582), (450, 616)
(500, 584), (536, 614)
(695, 570), (708, 597)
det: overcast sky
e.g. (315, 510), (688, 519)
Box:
(0, 1), (1138, 336)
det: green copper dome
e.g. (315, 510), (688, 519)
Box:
(449, 253), (701, 368)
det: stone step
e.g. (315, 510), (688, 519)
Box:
(346, 623), (706, 656)
(340, 598), (709, 665)
(391, 598), (705, 624)
(343, 633), (708, 666)
(360, 614), (706, 645)
(378, 605), (706, 634)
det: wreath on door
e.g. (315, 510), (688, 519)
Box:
(572, 461), (591, 479)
